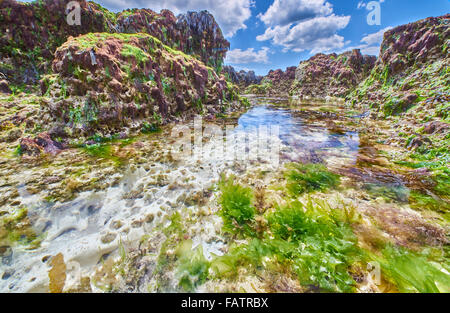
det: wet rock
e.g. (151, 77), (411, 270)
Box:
(145, 214), (155, 224)
(0, 80), (11, 94)
(0, 246), (12, 265)
(131, 220), (143, 228)
(1, 268), (14, 280)
(423, 121), (449, 134)
(19, 132), (63, 156)
(406, 135), (432, 150)
(4, 129), (22, 142)
(101, 233), (117, 244)
(110, 220), (123, 230)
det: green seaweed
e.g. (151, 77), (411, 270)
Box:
(380, 245), (450, 293)
(176, 241), (210, 292)
(285, 163), (341, 196)
(218, 175), (256, 236)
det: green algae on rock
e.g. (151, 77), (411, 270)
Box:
(38, 32), (240, 138)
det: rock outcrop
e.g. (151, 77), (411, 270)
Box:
(291, 49), (376, 98)
(349, 14), (449, 117)
(223, 66), (262, 88)
(116, 9), (229, 71)
(0, 0), (229, 84)
(0, 0), (113, 84)
(39, 33), (235, 137)
(245, 66), (296, 95)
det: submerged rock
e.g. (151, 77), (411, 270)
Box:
(0, 79), (11, 94)
(19, 132), (64, 156)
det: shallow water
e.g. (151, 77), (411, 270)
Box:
(0, 98), (416, 292)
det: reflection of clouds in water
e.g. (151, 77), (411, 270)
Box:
(234, 105), (360, 163)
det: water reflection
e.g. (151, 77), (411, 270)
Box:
(235, 104), (360, 165)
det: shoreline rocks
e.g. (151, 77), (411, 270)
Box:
(291, 49), (376, 98)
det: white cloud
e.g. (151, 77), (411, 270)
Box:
(97, 0), (253, 37)
(361, 26), (392, 45)
(341, 27), (392, 56)
(256, 14), (350, 53)
(258, 0), (333, 26)
(225, 47), (270, 64)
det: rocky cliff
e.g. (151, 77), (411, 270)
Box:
(0, 0), (229, 85)
(291, 49), (376, 99)
(245, 66), (296, 95)
(222, 66), (262, 88)
(349, 14), (449, 118)
(35, 33), (235, 139)
(0, 0), (112, 85)
(116, 9), (229, 71)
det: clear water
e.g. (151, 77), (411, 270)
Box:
(1, 101), (364, 292)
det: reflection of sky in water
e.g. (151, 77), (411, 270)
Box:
(234, 105), (360, 158)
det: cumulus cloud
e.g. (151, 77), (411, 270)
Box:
(97, 0), (253, 37)
(256, 0), (350, 53)
(257, 14), (350, 53)
(361, 26), (392, 45)
(258, 0), (333, 26)
(342, 27), (392, 55)
(225, 47), (270, 64)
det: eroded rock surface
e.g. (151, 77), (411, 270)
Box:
(349, 14), (449, 117)
(0, 0), (230, 84)
(291, 49), (376, 98)
(39, 33), (236, 137)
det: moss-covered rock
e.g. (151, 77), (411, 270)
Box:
(349, 14), (450, 117)
(39, 33), (236, 136)
(0, 1), (230, 85)
(291, 49), (376, 99)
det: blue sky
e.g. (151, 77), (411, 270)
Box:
(22, 0), (450, 75)
(225, 0), (450, 75)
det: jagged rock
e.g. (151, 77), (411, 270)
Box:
(350, 14), (449, 116)
(245, 66), (296, 95)
(19, 132), (63, 156)
(423, 121), (449, 135)
(291, 49), (376, 99)
(223, 66), (262, 88)
(0, 1), (229, 84)
(0, 79), (11, 94)
(41, 33), (235, 135)
(0, 0), (113, 84)
(116, 9), (229, 70)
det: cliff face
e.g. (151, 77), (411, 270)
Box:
(291, 49), (376, 98)
(0, 0), (112, 84)
(116, 9), (229, 71)
(0, 0), (229, 85)
(37, 33), (235, 138)
(349, 14), (449, 118)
